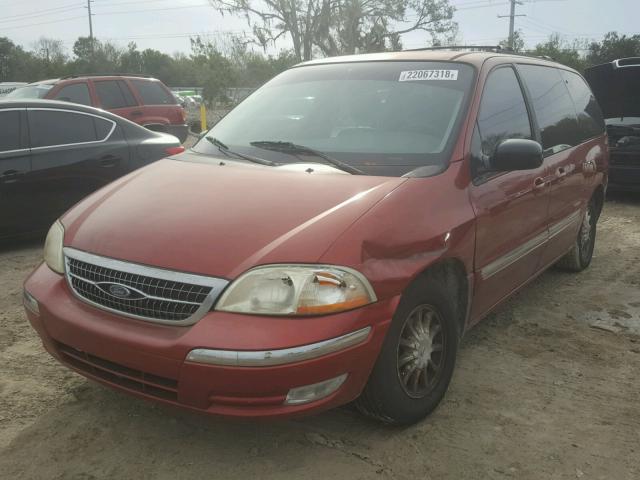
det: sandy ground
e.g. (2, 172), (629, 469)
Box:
(0, 194), (639, 480)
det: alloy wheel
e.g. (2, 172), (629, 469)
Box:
(396, 304), (446, 398)
(579, 208), (593, 257)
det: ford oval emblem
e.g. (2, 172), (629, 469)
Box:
(108, 284), (132, 299)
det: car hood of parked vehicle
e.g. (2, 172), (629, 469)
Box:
(61, 154), (407, 279)
(584, 59), (640, 121)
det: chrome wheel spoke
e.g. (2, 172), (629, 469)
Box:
(428, 358), (441, 373)
(399, 351), (416, 367)
(396, 304), (447, 398)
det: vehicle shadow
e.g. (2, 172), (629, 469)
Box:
(0, 235), (43, 254)
(606, 189), (640, 205)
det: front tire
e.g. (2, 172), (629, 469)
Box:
(556, 198), (597, 272)
(355, 276), (459, 425)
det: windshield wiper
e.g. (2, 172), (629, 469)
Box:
(205, 136), (278, 167)
(249, 140), (364, 175)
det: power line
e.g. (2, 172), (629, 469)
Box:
(0, 15), (86, 31)
(0, 3), (83, 24)
(92, 2), (211, 16)
(498, 0), (526, 49)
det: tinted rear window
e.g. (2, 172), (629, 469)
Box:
(518, 64), (580, 153)
(561, 70), (605, 141)
(52, 83), (91, 106)
(95, 80), (137, 109)
(130, 79), (176, 105)
(0, 110), (22, 152)
(29, 110), (98, 148)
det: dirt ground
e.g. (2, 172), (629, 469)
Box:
(1, 194), (639, 480)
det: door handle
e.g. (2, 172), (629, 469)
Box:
(557, 166), (567, 178)
(583, 159), (597, 174)
(99, 156), (120, 168)
(533, 177), (547, 190)
(0, 169), (24, 183)
(131, 111), (143, 117)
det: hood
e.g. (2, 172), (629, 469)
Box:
(62, 155), (406, 278)
(585, 58), (640, 120)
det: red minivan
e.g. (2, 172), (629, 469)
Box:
(23, 50), (608, 425)
(8, 75), (188, 143)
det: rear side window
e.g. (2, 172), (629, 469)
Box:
(118, 80), (137, 106)
(561, 70), (605, 141)
(52, 83), (91, 106)
(518, 64), (580, 153)
(0, 110), (22, 152)
(95, 80), (137, 109)
(94, 116), (115, 139)
(130, 79), (176, 105)
(476, 67), (532, 158)
(29, 110), (101, 148)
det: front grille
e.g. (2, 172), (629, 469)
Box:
(64, 248), (228, 325)
(57, 342), (178, 401)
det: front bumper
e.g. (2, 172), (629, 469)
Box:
(24, 263), (398, 419)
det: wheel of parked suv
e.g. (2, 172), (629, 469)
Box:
(356, 275), (459, 425)
(557, 198), (598, 272)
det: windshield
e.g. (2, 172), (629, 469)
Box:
(7, 84), (53, 99)
(192, 61), (475, 176)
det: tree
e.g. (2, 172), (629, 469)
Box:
(0, 37), (40, 81)
(71, 37), (122, 73)
(32, 37), (68, 77)
(532, 34), (587, 72)
(190, 37), (236, 102)
(208, 0), (456, 61)
(587, 31), (640, 66)
(499, 29), (524, 53)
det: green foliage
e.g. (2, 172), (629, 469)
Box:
(532, 34), (588, 72)
(208, 0), (457, 61)
(587, 32), (640, 66)
(0, 35), (296, 103)
(499, 30), (525, 53)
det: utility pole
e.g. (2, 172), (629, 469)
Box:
(498, 0), (525, 51)
(87, 0), (94, 41)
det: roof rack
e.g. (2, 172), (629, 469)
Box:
(404, 45), (507, 53)
(60, 73), (154, 80)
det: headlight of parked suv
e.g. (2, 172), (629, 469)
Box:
(44, 220), (65, 274)
(215, 265), (376, 315)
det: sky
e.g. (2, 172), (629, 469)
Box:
(1, 0), (638, 56)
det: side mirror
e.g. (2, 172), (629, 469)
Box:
(491, 139), (543, 171)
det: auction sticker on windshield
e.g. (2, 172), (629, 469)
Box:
(399, 70), (459, 81)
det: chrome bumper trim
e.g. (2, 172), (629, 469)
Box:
(186, 326), (372, 367)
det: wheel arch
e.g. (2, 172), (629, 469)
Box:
(409, 258), (470, 339)
(592, 184), (605, 219)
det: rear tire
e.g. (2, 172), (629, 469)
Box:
(355, 276), (459, 425)
(556, 198), (597, 272)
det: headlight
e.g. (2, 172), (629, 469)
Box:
(44, 220), (65, 274)
(216, 265), (376, 316)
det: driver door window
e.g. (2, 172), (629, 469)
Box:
(472, 67), (533, 180)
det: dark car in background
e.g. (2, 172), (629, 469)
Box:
(0, 99), (184, 239)
(585, 57), (640, 191)
(7, 75), (188, 143)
